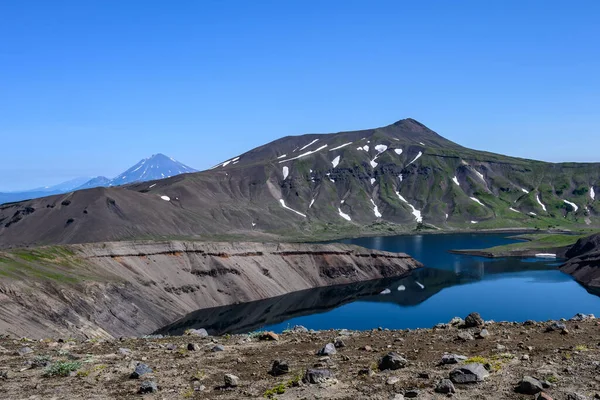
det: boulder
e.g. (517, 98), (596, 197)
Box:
(449, 363), (489, 384)
(441, 354), (467, 364)
(211, 345), (225, 352)
(545, 322), (566, 332)
(138, 380), (158, 394)
(318, 343), (337, 356)
(303, 369), (335, 384)
(379, 352), (408, 371)
(270, 360), (289, 376)
(224, 374), (239, 388)
(464, 312), (484, 328)
(435, 379), (456, 394)
(186, 328), (208, 337)
(130, 363), (152, 379)
(515, 376), (543, 395)
(290, 325), (309, 333)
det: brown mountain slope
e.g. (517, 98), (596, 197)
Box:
(1, 118), (599, 248)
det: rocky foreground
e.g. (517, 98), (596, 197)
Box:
(0, 313), (598, 399)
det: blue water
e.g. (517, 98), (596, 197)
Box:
(261, 233), (600, 332)
(158, 233), (600, 336)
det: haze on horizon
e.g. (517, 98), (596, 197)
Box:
(1, 1), (599, 191)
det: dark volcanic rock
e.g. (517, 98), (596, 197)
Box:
(515, 376), (544, 395)
(378, 352), (408, 371)
(449, 363), (489, 383)
(270, 360), (289, 376)
(130, 363), (152, 379)
(435, 379), (456, 394)
(464, 312), (484, 328)
(138, 380), (158, 394)
(303, 369), (335, 384)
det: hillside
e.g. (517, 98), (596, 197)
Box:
(1, 118), (599, 248)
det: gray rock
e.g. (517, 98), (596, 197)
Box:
(379, 352), (408, 371)
(435, 379), (456, 394)
(449, 317), (464, 325)
(212, 345), (225, 352)
(187, 328), (208, 337)
(118, 348), (132, 356)
(477, 329), (490, 339)
(291, 325), (308, 333)
(270, 360), (289, 376)
(303, 369), (335, 384)
(224, 374), (239, 388)
(17, 347), (33, 356)
(386, 376), (400, 385)
(545, 322), (566, 332)
(165, 343), (177, 351)
(390, 395), (405, 400)
(318, 343), (337, 356)
(441, 354), (467, 364)
(570, 313), (595, 321)
(138, 380), (158, 394)
(464, 312), (484, 328)
(515, 376), (543, 395)
(457, 331), (474, 341)
(449, 363), (489, 383)
(130, 363), (152, 379)
(404, 389), (419, 398)
(334, 338), (346, 348)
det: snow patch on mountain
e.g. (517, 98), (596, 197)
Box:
(332, 156), (341, 168)
(279, 199), (306, 217)
(395, 192), (423, 223)
(563, 199), (579, 212)
(536, 194), (547, 212)
(408, 151), (423, 165)
(338, 208), (351, 221)
(329, 142), (352, 151)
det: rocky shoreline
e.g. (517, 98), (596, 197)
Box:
(0, 313), (598, 399)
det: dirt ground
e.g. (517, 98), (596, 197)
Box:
(0, 317), (599, 399)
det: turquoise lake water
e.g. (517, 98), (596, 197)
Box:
(158, 233), (600, 335)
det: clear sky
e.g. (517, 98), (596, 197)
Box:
(1, 1), (599, 191)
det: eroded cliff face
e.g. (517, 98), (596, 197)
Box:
(0, 241), (421, 339)
(560, 234), (600, 291)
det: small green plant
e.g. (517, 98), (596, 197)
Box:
(546, 375), (558, 383)
(464, 356), (488, 364)
(286, 372), (302, 387)
(76, 370), (89, 377)
(181, 388), (195, 398)
(264, 383), (286, 398)
(43, 361), (82, 377)
(574, 345), (589, 352)
(192, 370), (206, 381)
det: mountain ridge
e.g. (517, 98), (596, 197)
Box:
(0, 153), (196, 205)
(0, 118), (598, 248)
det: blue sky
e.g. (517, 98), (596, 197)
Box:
(1, 1), (599, 191)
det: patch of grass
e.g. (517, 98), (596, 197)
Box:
(181, 388), (195, 398)
(464, 356), (487, 364)
(574, 345), (589, 352)
(264, 383), (287, 398)
(546, 375), (559, 383)
(43, 361), (82, 377)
